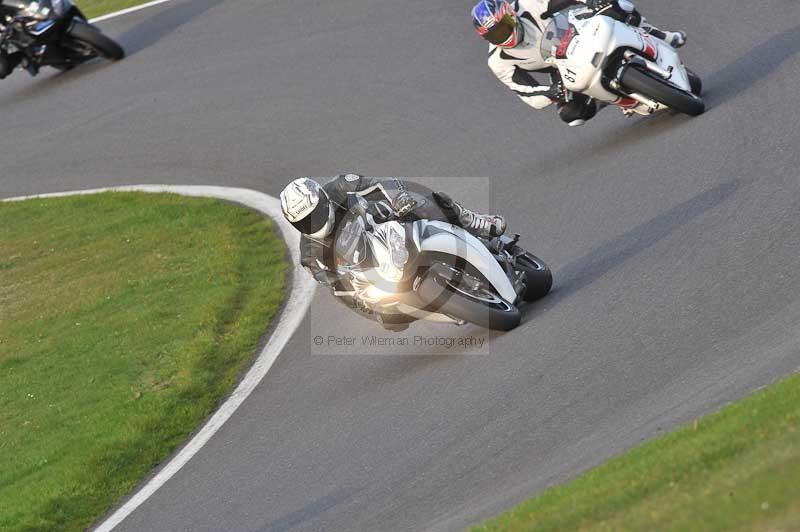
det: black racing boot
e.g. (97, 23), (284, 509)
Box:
(558, 94), (598, 127)
(433, 192), (506, 238)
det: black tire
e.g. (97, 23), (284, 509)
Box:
(515, 253), (553, 302)
(416, 274), (521, 331)
(687, 68), (702, 96)
(620, 66), (704, 116)
(68, 20), (125, 61)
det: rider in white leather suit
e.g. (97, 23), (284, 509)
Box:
(472, 0), (687, 125)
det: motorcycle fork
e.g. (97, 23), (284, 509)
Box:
(488, 236), (526, 296)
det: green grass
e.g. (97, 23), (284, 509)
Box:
(475, 372), (800, 532)
(0, 192), (287, 532)
(77, 0), (156, 19)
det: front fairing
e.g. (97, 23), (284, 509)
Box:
(543, 8), (692, 100)
(334, 208), (374, 274)
(417, 220), (517, 303)
(541, 8), (613, 92)
(334, 208), (423, 307)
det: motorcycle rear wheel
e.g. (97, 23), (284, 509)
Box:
(67, 20), (125, 61)
(620, 66), (705, 116)
(416, 270), (521, 331)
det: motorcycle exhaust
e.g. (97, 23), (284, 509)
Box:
(609, 77), (659, 113)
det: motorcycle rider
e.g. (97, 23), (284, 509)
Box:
(472, 0), (688, 126)
(280, 174), (506, 330)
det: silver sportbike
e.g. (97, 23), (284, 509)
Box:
(333, 193), (552, 331)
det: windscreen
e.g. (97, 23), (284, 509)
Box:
(540, 10), (577, 60)
(334, 209), (372, 271)
(1, 0), (62, 16)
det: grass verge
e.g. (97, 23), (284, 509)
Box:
(475, 371), (800, 531)
(0, 192), (286, 532)
(78, 0), (158, 20)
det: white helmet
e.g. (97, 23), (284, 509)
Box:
(280, 178), (336, 239)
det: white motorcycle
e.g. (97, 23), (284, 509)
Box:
(541, 5), (704, 117)
(332, 194), (552, 331)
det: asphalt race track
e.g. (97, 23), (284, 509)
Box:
(3, 0), (800, 530)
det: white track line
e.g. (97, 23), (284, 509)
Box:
(89, 0), (177, 23)
(4, 186), (315, 531)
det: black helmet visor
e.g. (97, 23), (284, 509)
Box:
(290, 201), (330, 235)
(483, 14), (516, 45)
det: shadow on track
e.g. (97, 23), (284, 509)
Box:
(0, 61), (112, 107)
(704, 24), (800, 107)
(258, 488), (359, 532)
(117, 0), (226, 55)
(521, 179), (742, 324)
(534, 111), (694, 178)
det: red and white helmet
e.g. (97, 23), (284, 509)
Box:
(471, 0), (523, 48)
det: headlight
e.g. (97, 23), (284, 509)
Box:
(368, 221), (408, 283)
(387, 226), (408, 270)
(23, 2), (51, 20)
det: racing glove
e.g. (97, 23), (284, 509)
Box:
(545, 80), (566, 104)
(311, 269), (341, 287)
(583, 0), (613, 10)
(543, 0), (583, 18)
(392, 191), (419, 218)
(584, 0), (635, 13)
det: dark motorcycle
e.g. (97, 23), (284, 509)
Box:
(0, 0), (124, 79)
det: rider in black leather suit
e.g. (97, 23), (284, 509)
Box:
(281, 174), (507, 330)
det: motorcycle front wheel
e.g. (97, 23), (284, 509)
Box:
(67, 20), (125, 61)
(620, 66), (704, 116)
(416, 269), (521, 331)
(686, 68), (703, 95)
(514, 252), (553, 302)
